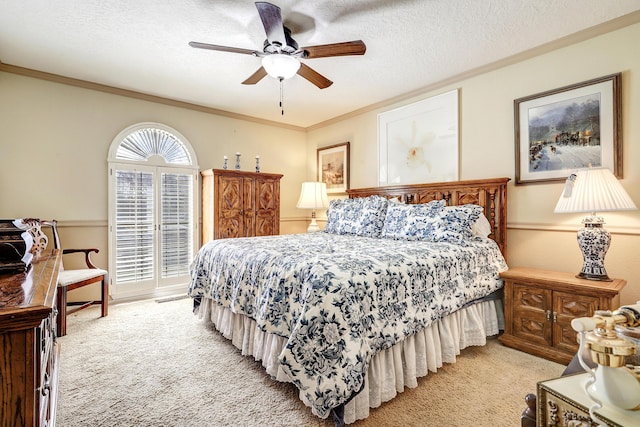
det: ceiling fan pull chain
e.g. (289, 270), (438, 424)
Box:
(279, 77), (284, 115)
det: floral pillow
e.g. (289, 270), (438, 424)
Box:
(324, 195), (389, 237)
(427, 204), (483, 244)
(380, 200), (446, 240)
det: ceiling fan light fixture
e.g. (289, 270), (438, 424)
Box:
(262, 54), (300, 79)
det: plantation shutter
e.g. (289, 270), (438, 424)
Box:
(114, 170), (155, 284)
(160, 172), (193, 278)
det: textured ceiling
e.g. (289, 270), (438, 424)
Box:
(1, 0), (639, 128)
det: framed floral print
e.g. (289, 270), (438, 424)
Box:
(378, 89), (459, 185)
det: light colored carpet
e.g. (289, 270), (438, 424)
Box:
(57, 297), (565, 426)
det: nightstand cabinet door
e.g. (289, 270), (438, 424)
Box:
(499, 267), (626, 365)
(553, 290), (600, 355)
(512, 284), (552, 347)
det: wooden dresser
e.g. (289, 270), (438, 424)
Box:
(201, 169), (283, 242)
(0, 249), (61, 427)
(499, 267), (626, 365)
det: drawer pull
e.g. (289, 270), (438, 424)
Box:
(546, 310), (552, 321)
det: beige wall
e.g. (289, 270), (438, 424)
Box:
(0, 72), (309, 297)
(308, 22), (640, 305)
(2, 22), (639, 305)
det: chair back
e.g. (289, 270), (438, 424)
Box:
(17, 218), (55, 260)
(39, 220), (61, 250)
(36, 220), (67, 271)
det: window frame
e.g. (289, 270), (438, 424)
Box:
(107, 123), (199, 300)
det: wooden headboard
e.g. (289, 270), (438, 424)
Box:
(346, 177), (510, 258)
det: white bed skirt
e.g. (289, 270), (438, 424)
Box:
(197, 298), (504, 424)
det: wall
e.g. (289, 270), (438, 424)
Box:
(307, 23), (640, 305)
(0, 71), (309, 299)
(2, 22), (639, 305)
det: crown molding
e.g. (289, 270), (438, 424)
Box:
(0, 61), (306, 132)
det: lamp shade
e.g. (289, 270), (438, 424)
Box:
(297, 182), (329, 210)
(261, 54), (300, 80)
(554, 167), (637, 214)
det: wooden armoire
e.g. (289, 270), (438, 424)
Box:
(201, 169), (283, 242)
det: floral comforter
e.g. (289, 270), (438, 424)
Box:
(188, 232), (507, 418)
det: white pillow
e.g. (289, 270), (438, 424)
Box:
(472, 212), (492, 238)
(444, 206), (492, 238)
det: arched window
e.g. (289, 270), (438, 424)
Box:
(115, 127), (193, 164)
(108, 123), (199, 300)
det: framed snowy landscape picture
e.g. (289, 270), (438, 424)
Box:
(514, 73), (621, 184)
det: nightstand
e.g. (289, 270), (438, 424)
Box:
(499, 267), (626, 364)
(538, 373), (640, 426)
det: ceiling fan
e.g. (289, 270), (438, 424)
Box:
(189, 1), (366, 89)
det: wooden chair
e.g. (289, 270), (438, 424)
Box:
(40, 220), (108, 336)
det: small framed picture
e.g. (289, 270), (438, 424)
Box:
(317, 142), (350, 194)
(514, 73), (622, 185)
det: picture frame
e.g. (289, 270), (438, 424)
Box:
(378, 89), (459, 186)
(317, 142), (350, 194)
(514, 73), (622, 185)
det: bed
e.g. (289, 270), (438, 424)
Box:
(188, 177), (510, 425)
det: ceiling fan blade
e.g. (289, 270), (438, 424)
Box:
(255, 2), (287, 47)
(242, 67), (268, 85)
(300, 40), (366, 59)
(297, 63), (333, 89)
(189, 41), (257, 56)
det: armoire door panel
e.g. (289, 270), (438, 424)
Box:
(220, 178), (243, 210)
(255, 217), (275, 236)
(219, 217), (241, 239)
(256, 179), (277, 210)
